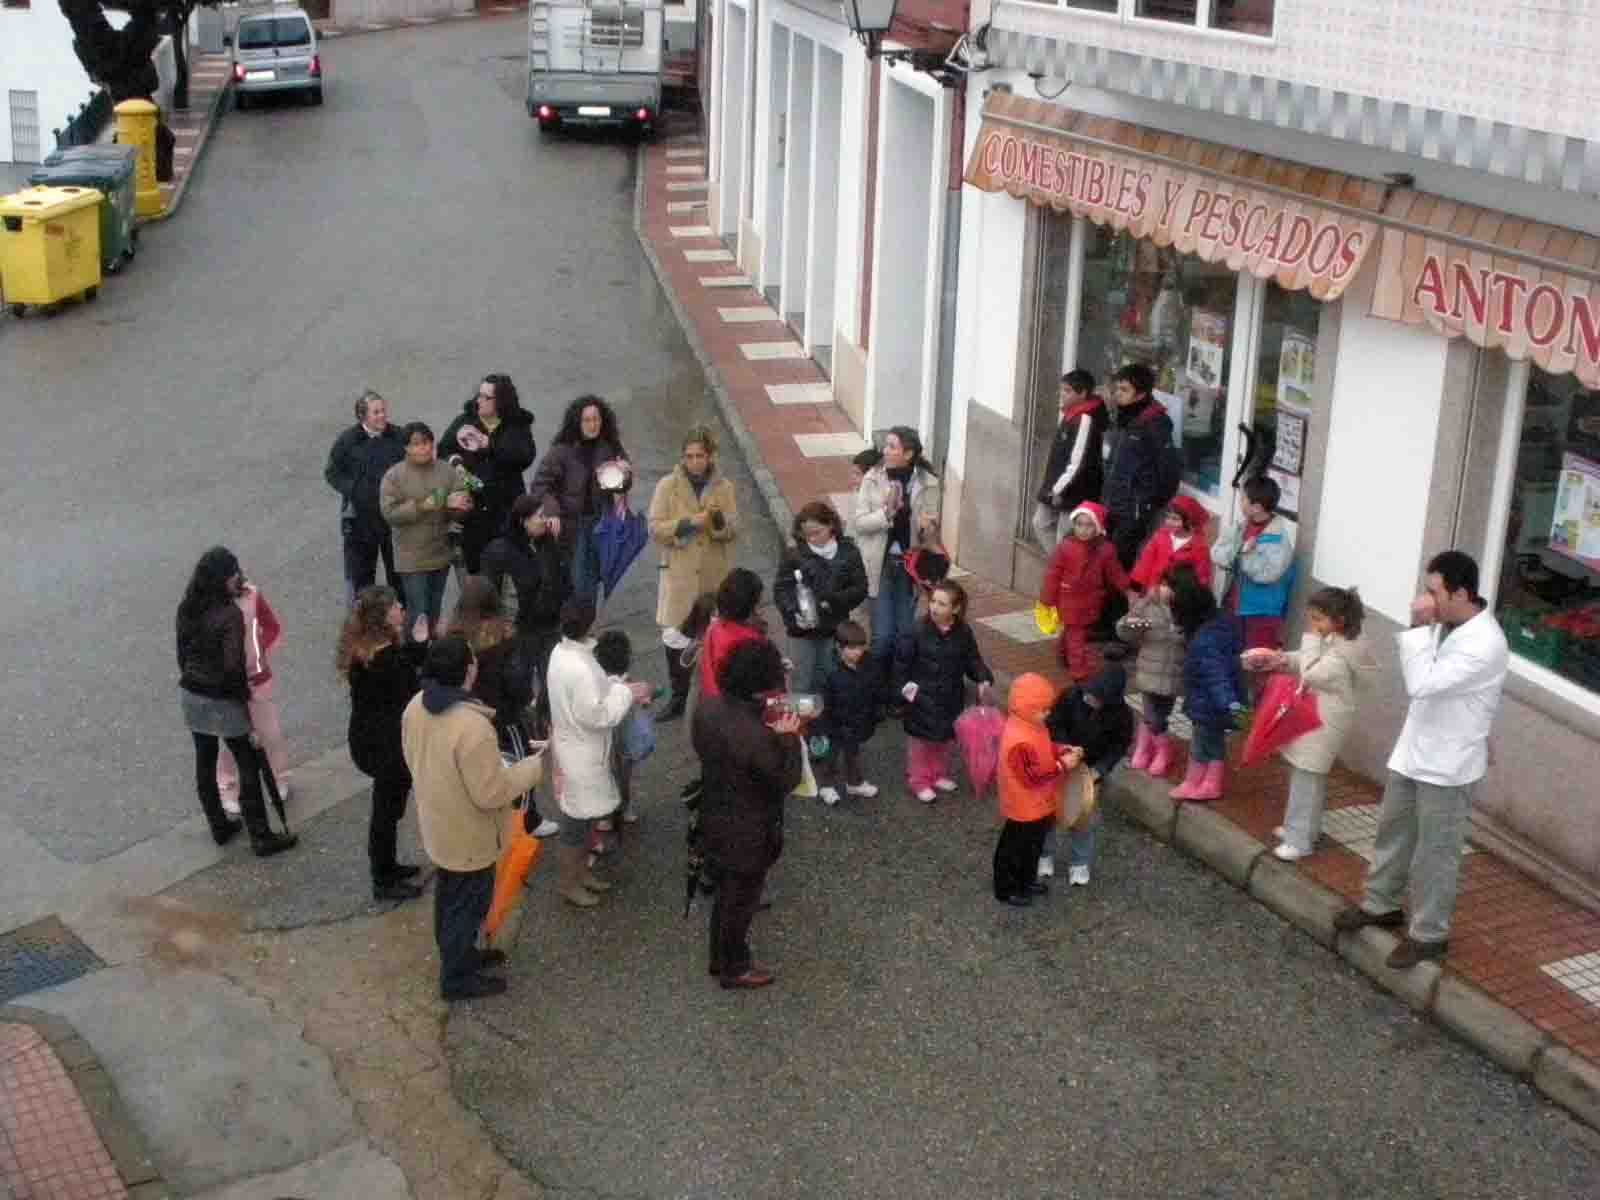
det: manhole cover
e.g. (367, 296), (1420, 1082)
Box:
(0, 916), (103, 1005)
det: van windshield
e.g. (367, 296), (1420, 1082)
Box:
(237, 18), (312, 49)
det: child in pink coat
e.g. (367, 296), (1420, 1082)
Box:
(217, 583), (292, 816)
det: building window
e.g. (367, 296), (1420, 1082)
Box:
(1, 0), (33, 9)
(1490, 366), (1600, 697)
(1068, 0), (1275, 37)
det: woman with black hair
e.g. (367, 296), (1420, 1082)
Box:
(439, 373), (537, 575)
(691, 639), (804, 990)
(176, 546), (298, 857)
(527, 394), (631, 603)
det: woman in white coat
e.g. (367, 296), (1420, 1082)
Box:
(853, 427), (941, 692)
(545, 598), (653, 907)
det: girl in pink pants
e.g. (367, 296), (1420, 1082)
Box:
(217, 584), (291, 815)
(892, 581), (994, 803)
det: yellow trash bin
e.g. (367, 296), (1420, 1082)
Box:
(0, 186), (104, 316)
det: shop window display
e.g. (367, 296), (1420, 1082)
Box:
(1076, 225), (1237, 498)
(1021, 212), (1078, 537)
(1494, 367), (1600, 695)
(1248, 286), (1322, 519)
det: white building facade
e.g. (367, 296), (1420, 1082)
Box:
(947, 0), (1600, 905)
(0, 0), (107, 164)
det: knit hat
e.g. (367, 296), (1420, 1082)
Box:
(1068, 501), (1108, 536)
(1169, 495), (1209, 533)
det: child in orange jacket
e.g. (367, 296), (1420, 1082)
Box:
(1041, 501), (1131, 682)
(992, 673), (1078, 907)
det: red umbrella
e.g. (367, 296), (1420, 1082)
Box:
(1241, 673), (1322, 768)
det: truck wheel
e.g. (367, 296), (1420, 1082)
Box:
(85, 286), (98, 302)
(310, 86), (324, 106)
(10, 303), (24, 317)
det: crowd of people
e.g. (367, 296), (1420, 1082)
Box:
(171, 369), (1511, 1002)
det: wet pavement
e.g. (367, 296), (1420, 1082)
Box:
(2, 16), (1599, 1200)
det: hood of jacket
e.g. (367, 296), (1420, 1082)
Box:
(420, 678), (476, 715)
(1062, 393), (1104, 423)
(1008, 672), (1057, 723)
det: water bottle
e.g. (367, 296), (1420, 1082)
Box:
(794, 569), (819, 630)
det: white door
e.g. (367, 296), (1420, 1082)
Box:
(9, 90), (41, 164)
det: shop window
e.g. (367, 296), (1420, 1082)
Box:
(1249, 286), (1323, 519)
(1, 0), (32, 9)
(1077, 225), (1237, 498)
(1212, 0), (1274, 36)
(1492, 367), (1600, 696)
(1020, 211), (1079, 536)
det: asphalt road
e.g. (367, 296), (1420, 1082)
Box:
(6, 19), (1600, 1200)
(0, 19), (775, 868)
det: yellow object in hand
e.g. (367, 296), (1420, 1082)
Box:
(1034, 603), (1061, 636)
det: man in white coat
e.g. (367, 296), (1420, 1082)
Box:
(545, 597), (652, 908)
(1334, 551), (1509, 968)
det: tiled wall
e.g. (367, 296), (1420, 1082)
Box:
(995, 0), (1600, 142)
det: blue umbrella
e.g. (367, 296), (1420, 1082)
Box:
(592, 497), (649, 601)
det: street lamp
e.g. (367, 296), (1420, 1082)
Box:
(839, 0), (962, 87)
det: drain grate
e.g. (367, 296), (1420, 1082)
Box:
(0, 916), (104, 1005)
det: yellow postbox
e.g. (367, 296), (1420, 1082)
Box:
(0, 186), (104, 315)
(114, 98), (164, 218)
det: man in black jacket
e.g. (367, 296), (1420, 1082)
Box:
(1102, 363), (1181, 570)
(1031, 369), (1108, 551)
(326, 390), (407, 603)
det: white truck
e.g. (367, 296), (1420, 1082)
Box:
(526, 0), (665, 135)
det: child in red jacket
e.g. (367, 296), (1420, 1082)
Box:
(1130, 494), (1212, 593)
(1041, 501), (1130, 682)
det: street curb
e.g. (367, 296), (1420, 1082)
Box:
(631, 133), (796, 536)
(144, 74), (232, 225)
(0, 1004), (172, 1199)
(314, 3), (528, 41)
(1173, 802), (1264, 888)
(626, 132), (1600, 1139)
(1105, 768), (1599, 1131)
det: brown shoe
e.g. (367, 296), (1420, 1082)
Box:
(1332, 905), (1405, 933)
(1387, 936), (1448, 969)
(561, 886), (600, 909)
(581, 871), (613, 894)
(720, 967), (775, 990)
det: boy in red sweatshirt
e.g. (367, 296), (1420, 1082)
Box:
(1041, 501), (1131, 681)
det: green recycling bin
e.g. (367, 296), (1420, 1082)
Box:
(28, 144), (138, 273)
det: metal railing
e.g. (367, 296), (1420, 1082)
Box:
(53, 89), (112, 150)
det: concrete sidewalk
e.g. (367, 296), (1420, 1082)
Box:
(632, 123), (1600, 1133)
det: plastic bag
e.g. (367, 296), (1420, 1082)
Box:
(619, 704), (656, 764)
(484, 821), (543, 939)
(791, 736), (819, 799)
(1034, 603), (1061, 636)
(1241, 673), (1322, 767)
(954, 704), (1005, 796)
(1056, 767), (1098, 832)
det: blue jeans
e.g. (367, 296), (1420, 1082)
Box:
(870, 557), (917, 685)
(1041, 811), (1101, 869)
(1191, 720), (1228, 764)
(787, 633), (836, 696)
(570, 518), (601, 604)
(399, 568), (449, 636)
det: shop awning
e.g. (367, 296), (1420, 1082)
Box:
(963, 91), (1386, 301)
(1370, 191), (1600, 390)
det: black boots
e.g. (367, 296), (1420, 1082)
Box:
(659, 645), (691, 722)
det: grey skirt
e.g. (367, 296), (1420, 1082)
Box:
(180, 688), (251, 739)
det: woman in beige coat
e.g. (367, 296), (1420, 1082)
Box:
(853, 427), (941, 681)
(649, 426), (739, 717)
(1243, 585), (1367, 862)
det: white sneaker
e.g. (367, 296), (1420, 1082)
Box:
(1272, 825), (1286, 840)
(1272, 842), (1307, 862)
(915, 788), (937, 804)
(933, 778), (959, 793)
(819, 787), (840, 807)
(221, 799), (243, 818)
(1036, 855), (1055, 878)
(622, 810), (641, 825)
(846, 781), (878, 798)
(532, 817), (561, 838)
(1068, 865), (1091, 886)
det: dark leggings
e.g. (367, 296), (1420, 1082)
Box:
(1143, 693), (1176, 734)
(192, 731), (265, 835)
(709, 867), (767, 982)
(368, 767), (411, 881)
